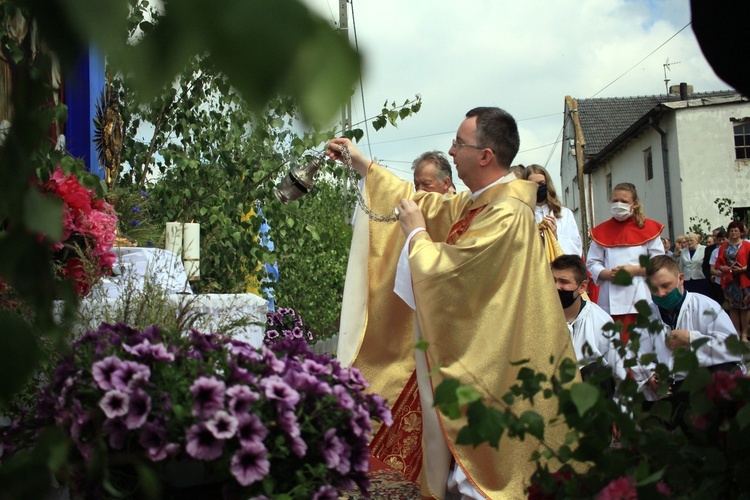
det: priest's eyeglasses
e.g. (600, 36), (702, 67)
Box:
(451, 139), (487, 151)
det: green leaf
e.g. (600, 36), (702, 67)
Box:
(456, 385), (482, 407)
(0, 312), (41, 405)
(23, 190), (63, 241)
(736, 403), (750, 429)
(613, 269), (633, 286)
(434, 379), (461, 419)
(570, 382), (599, 417)
(559, 357), (578, 384)
(518, 411), (545, 440)
(414, 338), (429, 351)
(639, 254), (651, 270)
(510, 358), (530, 366)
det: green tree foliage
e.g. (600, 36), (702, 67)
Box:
(271, 179), (356, 338)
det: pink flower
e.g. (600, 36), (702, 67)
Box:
(706, 371), (738, 402)
(226, 384), (259, 415)
(124, 388), (151, 430)
(92, 355), (123, 390)
(656, 481), (671, 496)
(596, 476), (637, 500)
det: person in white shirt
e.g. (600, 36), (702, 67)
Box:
(523, 164), (583, 257)
(551, 255), (626, 398)
(679, 232), (708, 295)
(633, 255), (745, 409)
(586, 182), (665, 342)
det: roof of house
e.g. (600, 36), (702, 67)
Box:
(575, 90), (739, 157)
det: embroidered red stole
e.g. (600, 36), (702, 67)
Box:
(370, 205), (485, 483)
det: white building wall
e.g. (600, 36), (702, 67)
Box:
(671, 101), (750, 234)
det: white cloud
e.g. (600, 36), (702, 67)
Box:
(303, 0), (727, 192)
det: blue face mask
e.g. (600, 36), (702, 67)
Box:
(651, 287), (684, 310)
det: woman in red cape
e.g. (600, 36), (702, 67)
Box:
(586, 183), (664, 342)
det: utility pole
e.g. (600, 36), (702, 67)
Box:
(339, 0), (352, 135)
(339, 0), (353, 214)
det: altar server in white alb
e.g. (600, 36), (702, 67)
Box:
(551, 255), (626, 397)
(633, 255), (745, 401)
(586, 182), (664, 342)
(522, 164), (583, 257)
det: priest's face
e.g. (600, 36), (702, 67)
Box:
(449, 116), (485, 190)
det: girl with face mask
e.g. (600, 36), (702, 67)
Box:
(522, 164), (583, 258)
(586, 183), (665, 341)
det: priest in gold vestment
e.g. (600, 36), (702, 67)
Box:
(330, 107), (578, 499)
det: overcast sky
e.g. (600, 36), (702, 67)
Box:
(302, 0), (727, 192)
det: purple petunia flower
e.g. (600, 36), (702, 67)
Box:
(236, 413), (268, 447)
(190, 376), (226, 418)
(185, 422), (225, 461)
(123, 340), (175, 362)
(350, 441), (370, 473)
(230, 442), (270, 486)
(139, 422), (180, 462)
(319, 429), (344, 469)
(335, 441), (352, 475)
(290, 434), (307, 458)
(111, 361), (151, 391)
(260, 376), (300, 409)
(332, 384), (355, 411)
(291, 326), (304, 339)
(92, 355), (123, 391)
(227, 361), (257, 385)
(301, 359), (332, 377)
(261, 346), (285, 374)
(366, 393), (393, 426)
(103, 417), (128, 450)
(226, 340), (262, 363)
(99, 389), (130, 419)
(312, 485), (339, 500)
(283, 370), (320, 393)
(206, 411), (238, 440)
(349, 407), (373, 438)
(124, 388), (152, 430)
(226, 385), (260, 415)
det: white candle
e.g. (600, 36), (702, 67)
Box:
(165, 222), (183, 259)
(182, 222), (200, 281)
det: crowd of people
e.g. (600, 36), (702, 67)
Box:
(328, 106), (747, 499)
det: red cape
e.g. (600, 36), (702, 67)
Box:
(590, 218), (664, 248)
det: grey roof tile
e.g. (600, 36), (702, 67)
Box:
(575, 90), (738, 156)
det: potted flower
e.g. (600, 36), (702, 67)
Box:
(3, 322), (391, 499)
(41, 165), (118, 296)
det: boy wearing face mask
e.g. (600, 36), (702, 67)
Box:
(633, 255), (745, 403)
(551, 255), (626, 397)
(586, 182), (665, 342)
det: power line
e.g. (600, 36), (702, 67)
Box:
(589, 21), (692, 98)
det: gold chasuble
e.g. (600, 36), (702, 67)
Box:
(338, 165), (577, 499)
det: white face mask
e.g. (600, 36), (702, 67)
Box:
(611, 202), (632, 221)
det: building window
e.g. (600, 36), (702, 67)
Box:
(734, 206), (750, 228)
(606, 173), (612, 200)
(644, 148), (653, 180)
(564, 187), (570, 207)
(734, 122), (750, 159)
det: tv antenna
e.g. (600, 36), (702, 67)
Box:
(663, 58), (680, 94)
